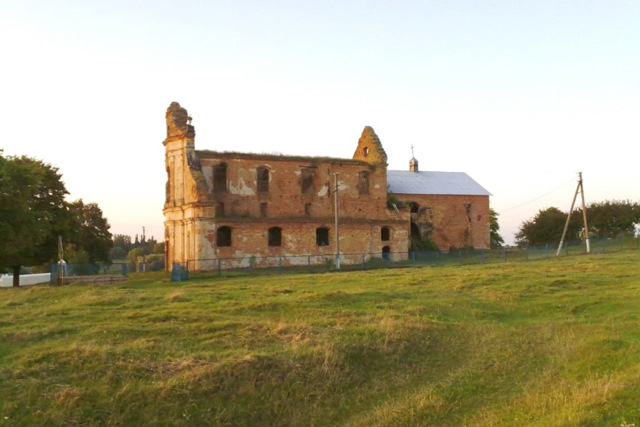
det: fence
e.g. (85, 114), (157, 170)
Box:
(1, 273), (51, 288)
(182, 237), (640, 278)
(50, 262), (128, 285)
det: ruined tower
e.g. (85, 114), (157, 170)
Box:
(352, 126), (387, 165)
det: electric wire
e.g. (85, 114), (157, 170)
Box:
(499, 177), (577, 213)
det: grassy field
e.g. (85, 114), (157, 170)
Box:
(1, 252), (640, 426)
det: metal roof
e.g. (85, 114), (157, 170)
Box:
(387, 170), (491, 196)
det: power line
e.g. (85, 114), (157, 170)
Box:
(499, 177), (577, 213)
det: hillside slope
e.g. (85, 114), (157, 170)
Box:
(1, 252), (640, 425)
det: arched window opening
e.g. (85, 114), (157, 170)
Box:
(410, 202), (419, 214)
(382, 245), (391, 260)
(316, 227), (329, 246)
(381, 226), (391, 241)
(268, 227), (282, 247)
(217, 226), (232, 247)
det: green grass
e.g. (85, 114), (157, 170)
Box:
(2, 252), (640, 426)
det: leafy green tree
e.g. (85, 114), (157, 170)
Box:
(515, 207), (580, 247)
(578, 200), (640, 238)
(145, 253), (165, 271)
(490, 209), (504, 249)
(145, 236), (158, 251)
(67, 199), (113, 264)
(152, 242), (165, 255)
(127, 247), (150, 271)
(0, 154), (73, 286)
(112, 234), (133, 252)
(109, 246), (127, 261)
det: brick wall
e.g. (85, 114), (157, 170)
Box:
(163, 102), (488, 270)
(395, 193), (490, 251)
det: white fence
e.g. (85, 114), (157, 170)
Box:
(0, 273), (51, 287)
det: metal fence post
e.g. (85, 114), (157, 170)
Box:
(279, 256), (282, 274)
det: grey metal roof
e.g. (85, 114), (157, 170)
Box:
(387, 170), (491, 196)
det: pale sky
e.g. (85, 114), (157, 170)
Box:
(1, 0), (638, 245)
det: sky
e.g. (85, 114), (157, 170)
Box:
(1, 0), (638, 245)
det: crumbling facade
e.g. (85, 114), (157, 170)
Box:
(163, 102), (490, 270)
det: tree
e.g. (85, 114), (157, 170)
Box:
(127, 247), (149, 272)
(67, 199), (113, 264)
(0, 154), (73, 286)
(109, 246), (127, 260)
(490, 209), (504, 249)
(145, 236), (158, 251)
(112, 234), (133, 252)
(579, 200), (640, 239)
(152, 242), (165, 255)
(515, 207), (581, 247)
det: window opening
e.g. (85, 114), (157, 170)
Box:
(381, 227), (390, 241)
(260, 202), (267, 217)
(301, 168), (315, 195)
(304, 203), (311, 216)
(410, 202), (419, 213)
(268, 227), (282, 246)
(382, 245), (391, 260)
(316, 227), (329, 246)
(257, 167), (269, 193)
(217, 226), (231, 247)
(358, 171), (370, 195)
(213, 163), (227, 193)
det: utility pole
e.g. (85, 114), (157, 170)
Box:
(142, 226), (147, 272)
(556, 172), (590, 256)
(334, 173), (340, 269)
(579, 172), (591, 254)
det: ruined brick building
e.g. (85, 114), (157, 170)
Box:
(163, 102), (490, 270)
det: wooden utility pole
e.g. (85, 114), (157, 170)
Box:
(556, 172), (590, 255)
(334, 173), (341, 269)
